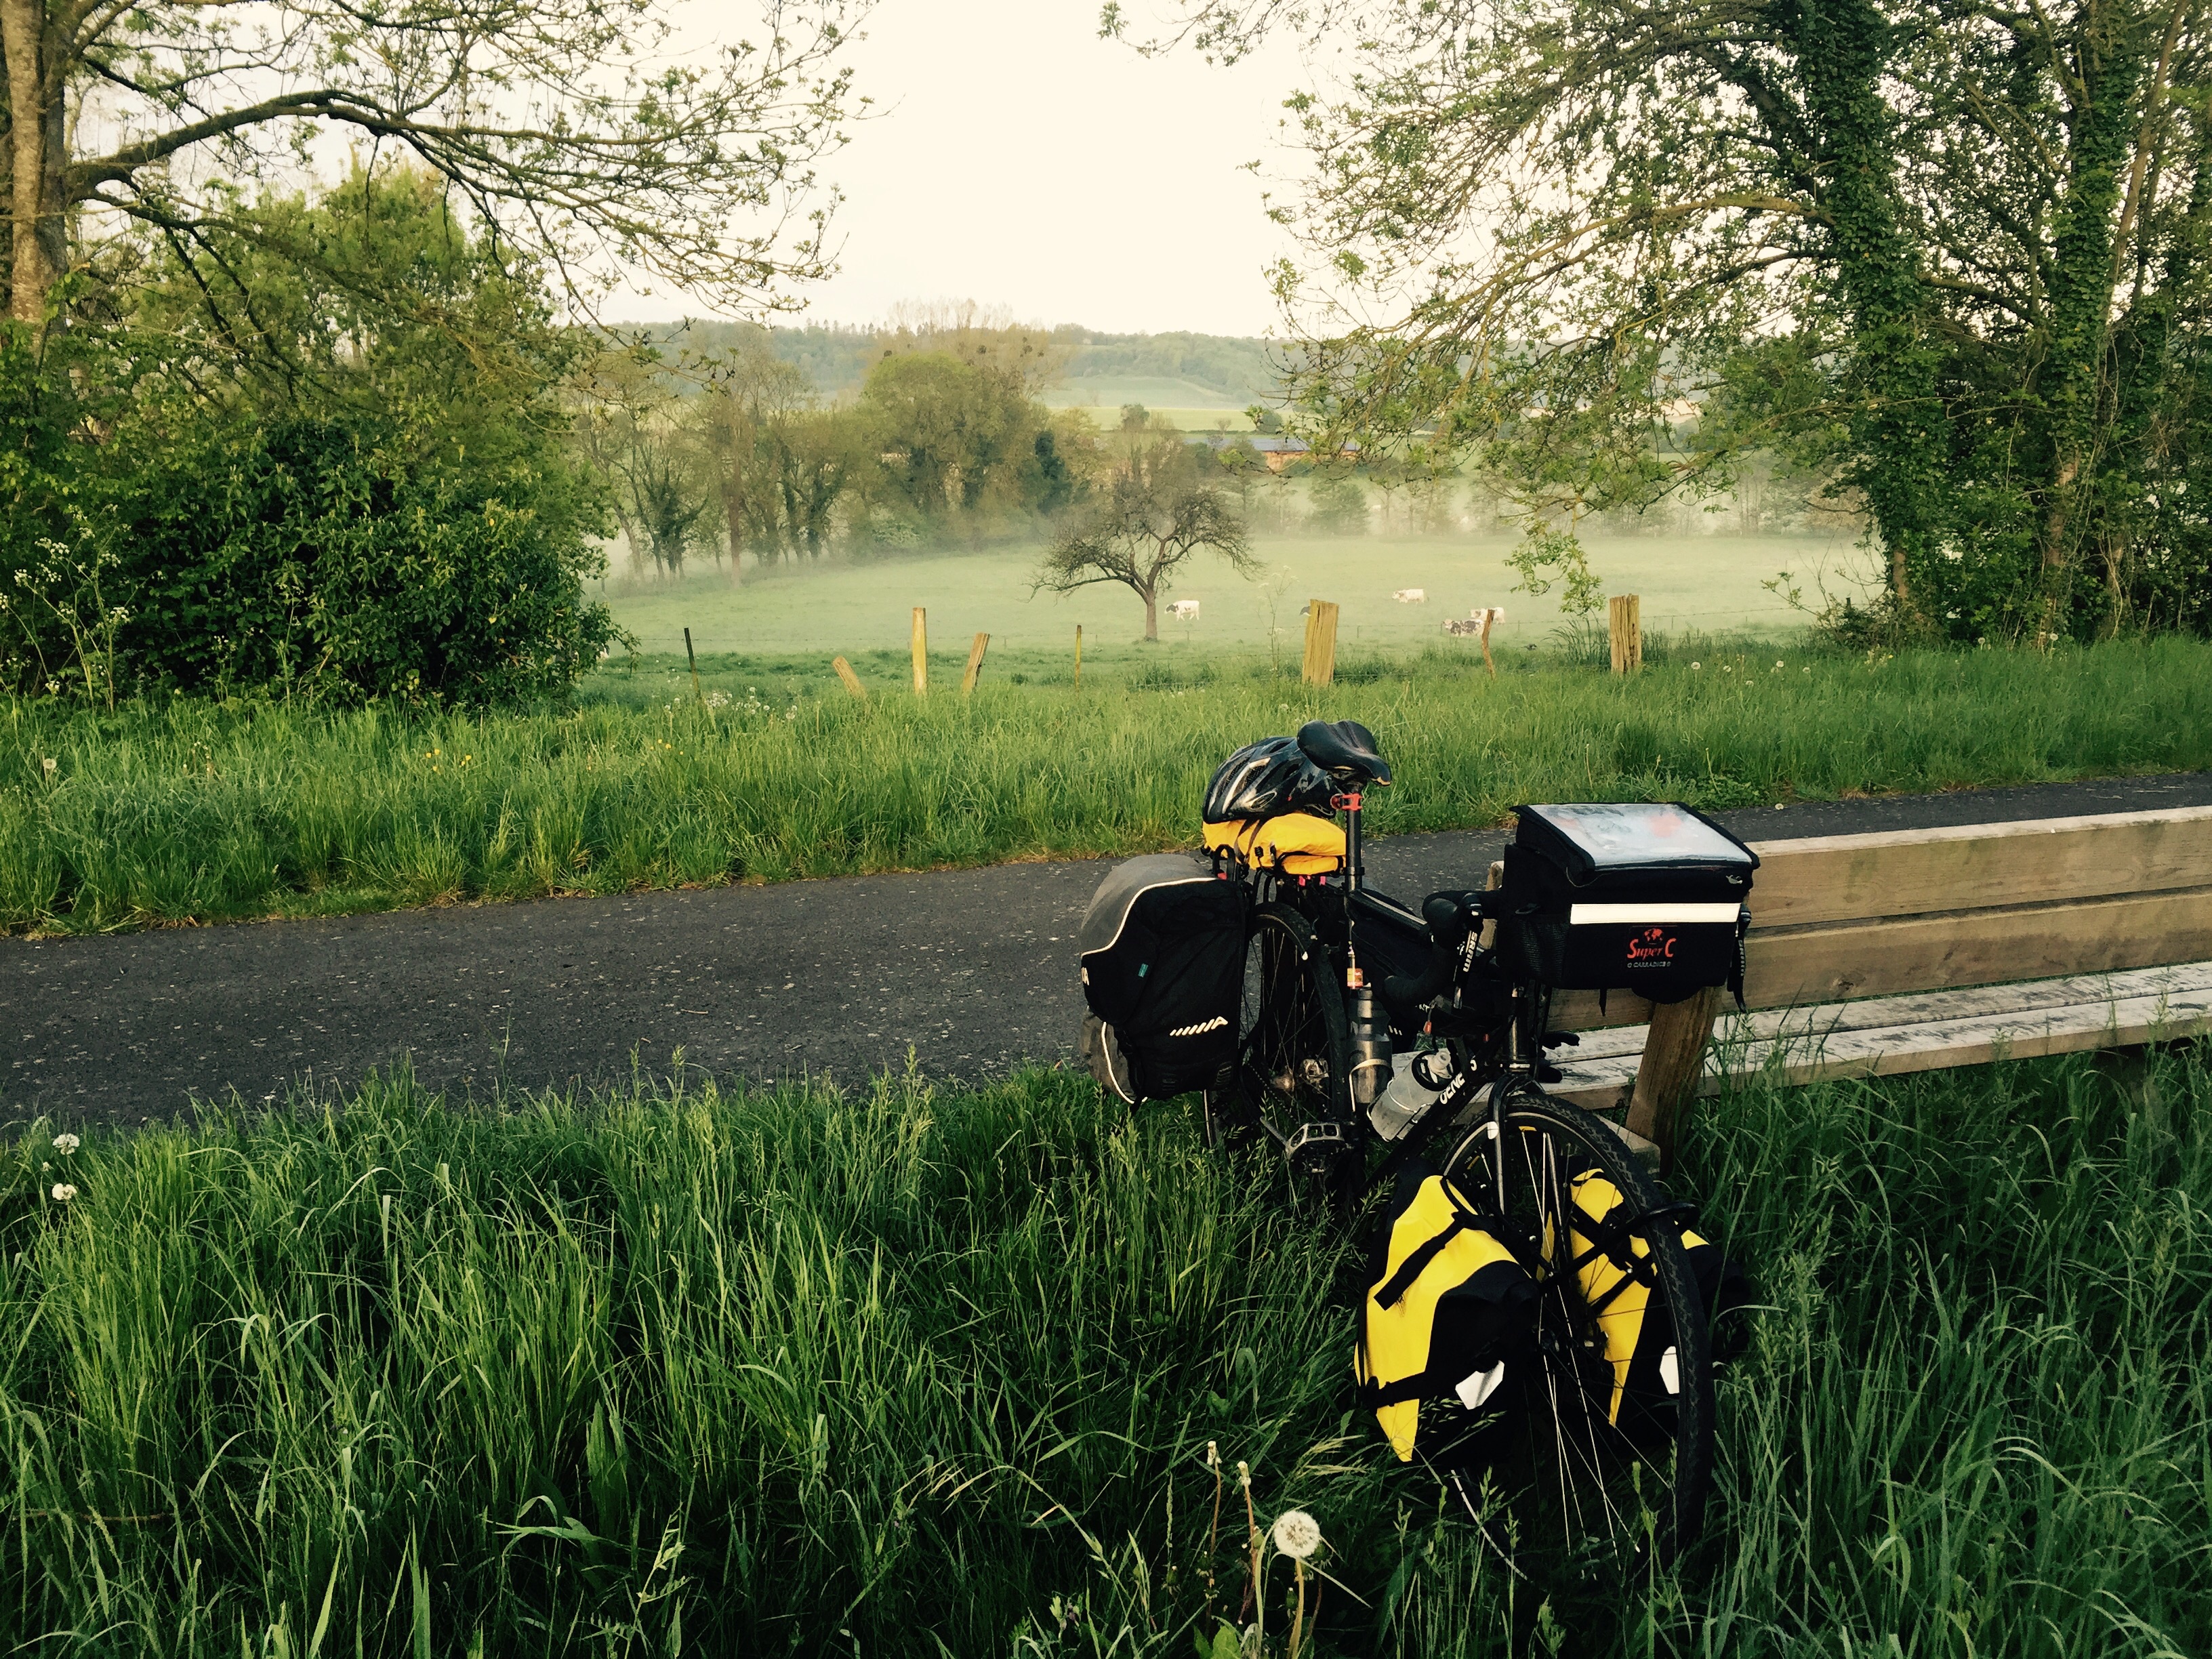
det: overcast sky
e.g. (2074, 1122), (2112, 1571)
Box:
(615, 1), (1312, 336)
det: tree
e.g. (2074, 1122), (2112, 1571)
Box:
(1035, 422), (1256, 638)
(1, 167), (617, 703)
(859, 349), (1052, 534)
(1134, 0), (2212, 642)
(0, 0), (861, 327)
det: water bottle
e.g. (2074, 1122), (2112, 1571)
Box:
(1347, 981), (1391, 1109)
(1368, 1046), (1454, 1142)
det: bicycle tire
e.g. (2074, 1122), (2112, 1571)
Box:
(1433, 1079), (1715, 1573)
(1222, 902), (1354, 1170)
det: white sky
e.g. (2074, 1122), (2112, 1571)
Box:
(613, 0), (1313, 335)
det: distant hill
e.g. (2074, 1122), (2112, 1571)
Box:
(632, 319), (1287, 407)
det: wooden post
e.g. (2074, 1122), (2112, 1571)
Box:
(1477, 608), (1498, 679)
(1625, 985), (1721, 1170)
(1608, 594), (1642, 674)
(1074, 624), (1082, 688)
(1301, 600), (1339, 687)
(962, 632), (990, 693)
(684, 627), (703, 702)
(911, 607), (928, 696)
(832, 656), (867, 699)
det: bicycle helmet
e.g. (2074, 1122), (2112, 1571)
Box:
(1203, 736), (1336, 824)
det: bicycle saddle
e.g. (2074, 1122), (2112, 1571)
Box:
(1296, 719), (1393, 787)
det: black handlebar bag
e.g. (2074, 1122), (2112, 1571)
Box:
(1498, 803), (1758, 1004)
(1079, 854), (1250, 1103)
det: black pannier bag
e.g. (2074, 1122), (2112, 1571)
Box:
(1079, 854), (1250, 1103)
(1498, 802), (1757, 1003)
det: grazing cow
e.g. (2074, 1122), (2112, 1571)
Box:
(1445, 608), (1507, 637)
(1393, 588), (1427, 603)
(1168, 600), (1202, 621)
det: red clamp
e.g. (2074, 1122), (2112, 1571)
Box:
(1332, 792), (1362, 811)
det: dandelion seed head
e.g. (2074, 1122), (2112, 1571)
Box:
(1271, 1509), (1322, 1559)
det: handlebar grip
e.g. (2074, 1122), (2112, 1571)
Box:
(1380, 951), (1453, 1010)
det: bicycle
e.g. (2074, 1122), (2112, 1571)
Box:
(1207, 720), (1719, 1572)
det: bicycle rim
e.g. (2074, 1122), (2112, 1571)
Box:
(1233, 903), (1351, 1152)
(1436, 1082), (1715, 1574)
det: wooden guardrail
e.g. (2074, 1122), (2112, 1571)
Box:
(1551, 806), (2212, 1161)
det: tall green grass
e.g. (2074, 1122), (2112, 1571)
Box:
(3, 1045), (2207, 1654)
(7, 637), (2212, 931)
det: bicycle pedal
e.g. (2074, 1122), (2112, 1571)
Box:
(1284, 1121), (1346, 1172)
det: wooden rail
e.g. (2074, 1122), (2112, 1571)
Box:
(1545, 806), (2212, 1164)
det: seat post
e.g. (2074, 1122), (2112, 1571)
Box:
(1338, 792), (1364, 891)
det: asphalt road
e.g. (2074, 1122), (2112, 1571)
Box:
(9, 771), (2212, 1127)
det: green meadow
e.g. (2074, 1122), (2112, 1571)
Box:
(3, 1042), (2205, 1654)
(7, 636), (2212, 933)
(599, 532), (1853, 661)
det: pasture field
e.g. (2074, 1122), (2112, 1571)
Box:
(1038, 375), (1256, 411)
(7, 637), (2212, 933)
(3, 1042), (2205, 1654)
(602, 533), (1857, 659)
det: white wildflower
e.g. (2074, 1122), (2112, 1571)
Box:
(50, 1183), (77, 1202)
(1690, 662), (1702, 671)
(1271, 1509), (1322, 1559)
(42, 757), (56, 775)
(52, 1133), (78, 1154)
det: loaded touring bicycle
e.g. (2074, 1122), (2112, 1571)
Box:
(1080, 720), (1755, 1574)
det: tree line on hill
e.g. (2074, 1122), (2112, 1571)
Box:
(644, 308), (1288, 405)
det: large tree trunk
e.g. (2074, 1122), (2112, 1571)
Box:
(1, 0), (64, 325)
(1785, 0), (1944, 628)
(1141, 585), (1158, 640)
(2034, 25), (2146, 642)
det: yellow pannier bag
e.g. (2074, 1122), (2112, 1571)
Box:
(1204, 813), (1347, 875)
(1356, 1164), (1537, 1461)
(1560, 1171), (1748, 1425)
(1201, 819), (1258, 859)
(1250, 813), (1346, 874)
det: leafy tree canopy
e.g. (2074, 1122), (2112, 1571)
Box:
(1132, 0), (2212, 642)
(1, 0), (863, 327)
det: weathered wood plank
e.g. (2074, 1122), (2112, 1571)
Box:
(1553, 960), (2212, 1113)
(1743, 886), (2212, 1006)
(1742, 806), (2212, 929)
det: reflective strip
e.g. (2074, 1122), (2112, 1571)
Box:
(1568, 902), (1742, 924)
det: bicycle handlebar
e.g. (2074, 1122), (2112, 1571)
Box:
(1379, 892), (1485, 1010)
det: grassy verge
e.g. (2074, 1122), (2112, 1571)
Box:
(7, 636), (2212, 933)
(3, 1048), (2207, 1654)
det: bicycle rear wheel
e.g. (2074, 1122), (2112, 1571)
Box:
(1218, 902), (1353, 1174)
(1435, 1080), (1715, 1573)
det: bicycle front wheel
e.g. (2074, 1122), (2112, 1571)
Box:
(1435, 1080), (1716, 1574)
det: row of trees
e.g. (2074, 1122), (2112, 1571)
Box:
(1143, 0), (2212, 642)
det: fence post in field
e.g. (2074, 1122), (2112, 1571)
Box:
(1074, 625), (1082, 688)
(962, 632), (990, 694)
(1302, 600), (1339, 687)
(912, 608), (928, 696)
(1608, 595), (1642, 674)
(684, 627), (703, 702)
(1478, 607), (1498, 678)
(832, 656), (867, 699)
